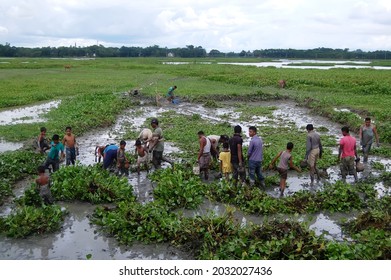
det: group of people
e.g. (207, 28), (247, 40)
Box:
(35, 126), (78, 204)
(38, 126), (78, 172)
(197, 124), (300, 196)
(338, 118), (379, 181)
(197, 117), (380, 197)
(94, 118), (164, 175)
(33, 114), (380, 202)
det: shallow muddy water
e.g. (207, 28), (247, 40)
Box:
(0, 201), (192, 260)
(163, 59), (391, 70)
(0, 138), (23, 153)
(0, 100), (61, 153)
(0, 100), (61, 126)
(179, 199), (353, 242)
(219, 60), (391, 70)
(1, 98), (389, 259)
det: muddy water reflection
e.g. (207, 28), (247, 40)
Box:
(0, 100), (61, 126)
(179, 199), (353, 241)
(0, 202), (192, 260)
(0, 139), (23, 153)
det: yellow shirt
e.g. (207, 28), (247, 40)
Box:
(219, 151), (232, 173)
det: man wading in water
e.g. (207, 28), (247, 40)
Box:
(304, 124), (323, 186)
(149, 118), (164, 169)
(229, 125), (246, 186)
(197, 131), (212, 180)
(359, 117), (380, 163)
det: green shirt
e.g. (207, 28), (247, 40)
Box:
(153, 127), (164, 152)
(48, 142), (64, 160)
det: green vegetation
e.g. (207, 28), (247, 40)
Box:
(207, 180), (373, 215)
(1, 43), (390, 61)
(149, 165), (206, 210)
(1, 58), (390, 144)
(0, 204), (66, 238)
(1, 184), (66, 238)
(50, 165), (135, 203)
(1, 57), (390, 259)
(92, 204), (390, 259)
(0, 164), (135, 238)
(0, 151), (45, 205)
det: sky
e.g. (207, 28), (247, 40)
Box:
(1, 0), (391, 52)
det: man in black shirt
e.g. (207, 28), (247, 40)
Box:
(229, 125), (246, 185)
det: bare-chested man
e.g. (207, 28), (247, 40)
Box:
(62, 126), (77, 166)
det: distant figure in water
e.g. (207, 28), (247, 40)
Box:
(278, 80), (286, 89)
(166, 85), (177, 103)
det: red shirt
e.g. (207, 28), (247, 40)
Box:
(340, 135), (356, 158)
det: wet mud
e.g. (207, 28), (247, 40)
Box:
(0, 100), (61, 153)
(1, 98), (390, 259)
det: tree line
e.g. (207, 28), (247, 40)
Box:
(0, 43), (390, 59)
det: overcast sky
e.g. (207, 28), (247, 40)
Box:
(1, 0), (390, 52)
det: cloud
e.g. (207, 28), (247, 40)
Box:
(0, 0), (390, 51)
(0, 26), (8, 35)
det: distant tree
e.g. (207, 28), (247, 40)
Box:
(0, 43), (388, 59)
(253, 49), (262, 57)
(209, 49), (224, 57)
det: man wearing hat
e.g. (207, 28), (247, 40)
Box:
(149, 118), (164, 169)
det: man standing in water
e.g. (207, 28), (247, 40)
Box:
(149, 118), (164, 169)
(248, 126), (265, 187)
(62, 126), (77, 166)
(359, 117), (380, 163)
(197, 131), (212, 180)
(304, 124), (323, 186)
(229, 125), (246, 186)
(338, 126), (358, 182)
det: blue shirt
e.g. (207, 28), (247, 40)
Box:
(248, 135), (263, 162)
(48, 141), (64, 160)
(103, 144), (118, 154)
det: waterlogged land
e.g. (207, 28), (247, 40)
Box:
(1, 57), (391, 143)
(0, 58), (390, 259)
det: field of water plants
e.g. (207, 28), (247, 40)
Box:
(0, 57), (390, 259)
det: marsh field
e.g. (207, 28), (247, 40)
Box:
(0, 57), (390, 260)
